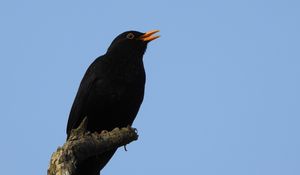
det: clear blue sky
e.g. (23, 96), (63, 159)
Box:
(0, 1), (299, 175)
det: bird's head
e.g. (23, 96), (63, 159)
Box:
(107, 30), (160, 56)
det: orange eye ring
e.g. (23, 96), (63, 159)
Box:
(126, 33), (135, 39)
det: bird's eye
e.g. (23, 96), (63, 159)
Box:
(126, 33), (135, 39)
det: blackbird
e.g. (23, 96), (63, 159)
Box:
(66, 30), (159, 175)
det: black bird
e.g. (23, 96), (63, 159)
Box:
(66, 30), (159, 175)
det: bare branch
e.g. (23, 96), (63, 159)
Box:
(48, 117), (138, 175)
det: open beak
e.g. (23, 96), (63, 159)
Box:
(139, 30), (160, 42)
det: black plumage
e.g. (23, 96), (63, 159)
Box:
(66, 30), (159, 175)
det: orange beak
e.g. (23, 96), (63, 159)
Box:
(139, 30), (160, 42)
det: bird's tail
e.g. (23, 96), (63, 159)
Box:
(76, 149), (117, 175)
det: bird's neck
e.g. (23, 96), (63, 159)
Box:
(103, 52), (145, 83)
(106, 49), (144, 67)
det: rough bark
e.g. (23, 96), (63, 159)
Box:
(47, 117), (139, 175)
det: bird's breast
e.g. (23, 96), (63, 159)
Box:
(87, 72), (145, 132)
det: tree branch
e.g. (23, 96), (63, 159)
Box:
(47, 117), (139, 175)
